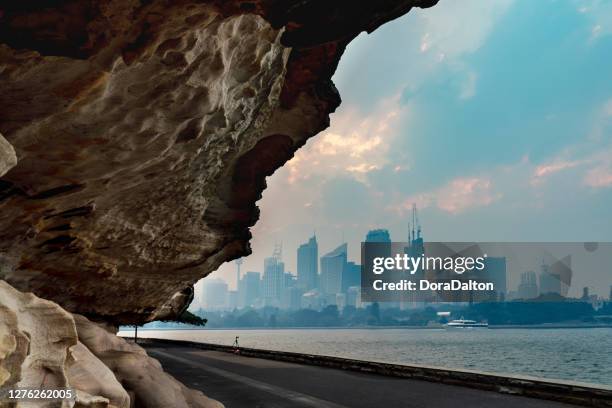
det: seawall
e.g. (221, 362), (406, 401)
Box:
(134, 337), (612, 407)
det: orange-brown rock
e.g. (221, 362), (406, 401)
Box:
(0, 1), (438, 325)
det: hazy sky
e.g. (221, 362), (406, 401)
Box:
(199, 0), (612, 301)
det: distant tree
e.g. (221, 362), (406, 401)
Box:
(367, 302), (380, 325)
(236, 309), (264, 327)
(342, 305), (357, 321)
(160, 310), (207, 326)
(292, 308), (321, 327)
(320, 305), (340, 326)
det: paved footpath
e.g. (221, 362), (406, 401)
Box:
(145, 345), (580, 408)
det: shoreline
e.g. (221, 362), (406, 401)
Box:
(122, 324), (612, 331)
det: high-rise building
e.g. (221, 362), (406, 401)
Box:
(342, 261), (361, 292)
(284, 272), (296, 289)
(363, 229), (392, 304)
(404, 206), (428, 304)
(297, 235), (318, 291)
(239, 271), (261, 308)
(262, 245), (284, 305)
(202, 278), (228, 310)
(263, 257), (284, 304)
(483, 257), (507, 299)
(234, 258), (243, 290)
(346, 286), (361, 308)
(539, 256), (572, 297)
(406, 204), (423, 257)
(281, 286), (303, 310)
(365, 229), (391, 243)
(320, 243), (347, 296)
(227, 290), (238, 310)
(518, 270), (538, 300)
(581, 287), (590, 301)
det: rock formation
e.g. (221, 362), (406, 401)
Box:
(0, 0), (437, 326)
(0, 133), (16, 177)
(0, 280), (223, 407)
(1, 1), (439, 406)
(74, 314), (223, 408)
(0, 280), (76, 404)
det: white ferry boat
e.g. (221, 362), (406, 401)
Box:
(445, 318), (489, 330)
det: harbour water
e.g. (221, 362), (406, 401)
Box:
(119, 327), (612, 386)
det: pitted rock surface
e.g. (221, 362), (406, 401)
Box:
(0, 1), (438, 324)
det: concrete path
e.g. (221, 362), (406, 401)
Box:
(145, 345), (580, 408)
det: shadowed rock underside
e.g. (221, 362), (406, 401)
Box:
(0, 0), (438, 325)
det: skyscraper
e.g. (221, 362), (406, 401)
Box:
(342, 261), (361, 292)
(539, 256), (572, 297)
(261, 244), (284, 305)
(363, 229), (392, 304)
(297, 235), (318, 291)
(320, 243), (347, 296)
(239, 271), (261, 308)
(518, 270), (538, 300)
(365, 229), (391, 243)
(262, 255), (284, 305)
(202, 278), (228, 310)
(539, 263), (559, 296)
(483, 257), (507, 299)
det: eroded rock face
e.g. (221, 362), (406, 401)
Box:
(0, 1), (438, 324)
(67, 342), (131, 408)
(74, 314), (223, 408)
(0, 280), (222, 408)
(0, 133), (16, 177)
(0, 280), (77, 400)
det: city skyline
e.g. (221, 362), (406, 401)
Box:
(206, 0), (612, 297)
(195, 227), (612, 311)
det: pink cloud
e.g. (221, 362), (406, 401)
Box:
(284, 95), (407, 185)
(584, 165), (612, 188)
(437, 177), (500, 213)
(390, 176), (500, 215)
(533, 160), (581, 179)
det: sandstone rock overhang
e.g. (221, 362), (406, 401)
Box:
(0, 0), (438, 325)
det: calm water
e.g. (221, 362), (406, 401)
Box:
(119, 328), (612, 386)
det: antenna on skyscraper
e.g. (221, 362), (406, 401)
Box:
(416, 206), (421, 239)
(411, 203), (421, 240)
(408, 222), (412, 243)
(411, 203), (416, 241)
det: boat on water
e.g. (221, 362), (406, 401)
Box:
(445, 318), (489, 330)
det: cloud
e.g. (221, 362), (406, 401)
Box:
(416, 0), (514, 59)
(584, 164), (612, 187)
(285, 94), (408, 184)
(578, 0), (612, 42)
(530, 145), (612, 190)
(391, 176), (501, 215)
(531, 159), (583, 185)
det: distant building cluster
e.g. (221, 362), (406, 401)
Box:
(200, 234), (364, 311)
(199, 207), (611, 311)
